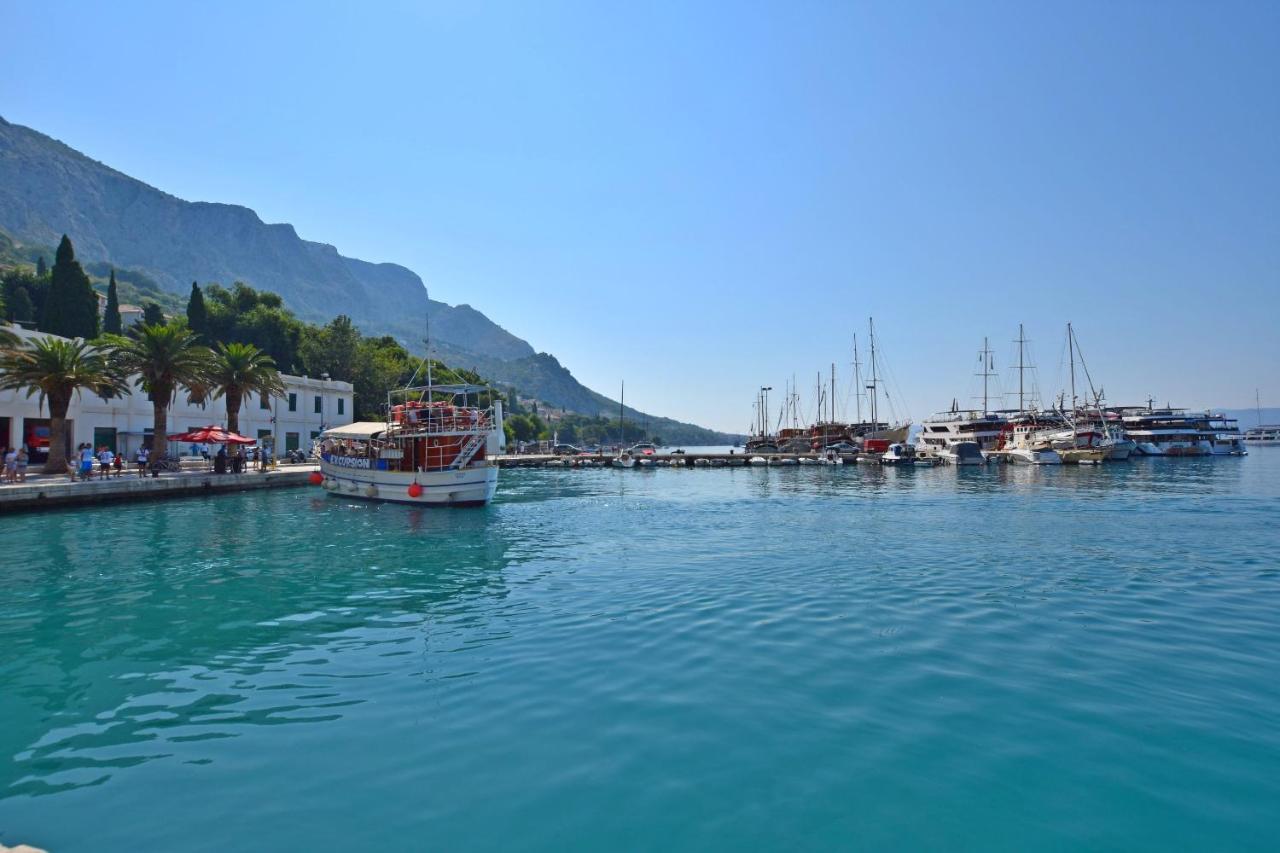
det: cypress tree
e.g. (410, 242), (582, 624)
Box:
(187, 281), (208, 335)
(41, 235), (100, 339)
(142, 301), (165, 326)
(104, 269), (123, 334)
(10, 287), (35, 324)
(36, 256), (47, 277)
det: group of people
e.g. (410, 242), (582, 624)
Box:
(2, 446), (30, 483)
(71, 443), (130, 481)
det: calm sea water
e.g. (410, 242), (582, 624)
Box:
(2, 454), (1279, 851)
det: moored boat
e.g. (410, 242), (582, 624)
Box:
(319, 383), (501, 506)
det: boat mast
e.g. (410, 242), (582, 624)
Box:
(867, 318), (879, 426)
(977, 336), (995, 416)
(831, 363), (836, 424)
(1068, 322), (1077, 412)
(852, 334), (863, 424)
(1016, 323), (1027, 412)
(620, 381), (625, 447)
(1258, 388), (1263, 429)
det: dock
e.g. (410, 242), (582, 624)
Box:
(0, 465), (319, 513)
(494, 452), (863, 468)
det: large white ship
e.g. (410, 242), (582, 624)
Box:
(318, 382), (503, 506)
(1114, 407), (1245, 457)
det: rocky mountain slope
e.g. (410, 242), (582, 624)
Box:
(0, 115), (732, 444)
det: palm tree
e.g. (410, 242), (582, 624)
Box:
(103, 324), (214, 457)
(0, 323), (20, 350)
(208, 342), (285, 435)
(0, 337), (131, 473)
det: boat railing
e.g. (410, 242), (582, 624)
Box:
(388, 404), (494, 436)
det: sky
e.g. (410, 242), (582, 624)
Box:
(3, 0), (1277, 432)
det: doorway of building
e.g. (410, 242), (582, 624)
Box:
(93, 427), (118, 455)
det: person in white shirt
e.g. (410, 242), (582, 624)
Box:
(98, 447), (115, 479)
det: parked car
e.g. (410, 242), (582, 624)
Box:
(824, 441), (858, 454)
(552, 443), (582, 456)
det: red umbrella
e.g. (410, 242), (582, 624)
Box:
(167, 425), (257, 444)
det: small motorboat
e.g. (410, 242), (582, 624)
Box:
(612, 450), (636, 469)
(880, 443), (920, 465)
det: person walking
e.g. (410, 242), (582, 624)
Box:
(16, 445), (29, 483)
(3, 447), (16, 484)
(135, 445), (149, 478)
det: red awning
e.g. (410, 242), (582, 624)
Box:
(167, 425), (257, 445)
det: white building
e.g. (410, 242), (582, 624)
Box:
(0, 325), (354, 463)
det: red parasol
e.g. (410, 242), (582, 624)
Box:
(167, 425), (257, 444)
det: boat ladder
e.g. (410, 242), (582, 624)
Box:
(451, 432), (487, 470)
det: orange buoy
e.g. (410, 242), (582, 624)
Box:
(407, 482), (423, 498)
(309, 471), (323, 486)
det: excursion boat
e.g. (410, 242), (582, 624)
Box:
(917, 407), (1010, 455)
(318, 383), (502, 506)
(1113, 407), (1241, 456)
(917, 338), (1007, 456)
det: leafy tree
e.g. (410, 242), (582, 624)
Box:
(36, 256), (46, 277)
(350, 335), (414, 419)
(0, 337), (130, 473)
(141, 301), (165, 326)
(3, 268), (50, 323)
(41, 235), (99, 339)
(299, 314), (361, 381)
(8, 287), (35, 324)
(207, 342), (286, 435)
(186, 281), (207, 336)
(103, 324), (215, 456)
(103, 269), (123, 334)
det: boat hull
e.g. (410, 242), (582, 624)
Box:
(320, 461), (498, 506)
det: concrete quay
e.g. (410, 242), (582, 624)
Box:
(0, 464), (319, 513)
(494, 452), (862, 468)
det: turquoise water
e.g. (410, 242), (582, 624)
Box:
(2, 455), (1279, 851)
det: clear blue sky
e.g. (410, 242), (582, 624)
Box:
(4, 1), (1277, 432)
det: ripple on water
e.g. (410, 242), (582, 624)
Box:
(1, 457), (1279, 851)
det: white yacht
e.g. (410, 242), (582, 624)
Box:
(938, 440), (985, 466)
(1001, 420), (1062, 465)
(1244, 425), (1280, 444)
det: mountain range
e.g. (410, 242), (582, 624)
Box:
(0, 115), (732, 444)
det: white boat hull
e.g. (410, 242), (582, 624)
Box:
(320, 460), (498, 506)
(1007, 448), (1062, 465)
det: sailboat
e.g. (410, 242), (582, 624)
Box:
(1244, 390), (1280, 444)
(611, 382), (636, 468)
(1049, 323), (1113, 464)
(851, 318), (910, 444)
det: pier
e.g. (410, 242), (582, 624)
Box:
(494, 452), (862, 468)
(0, 465), (319, 514)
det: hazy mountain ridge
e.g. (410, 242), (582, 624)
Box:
(0, 115), (734, 444)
